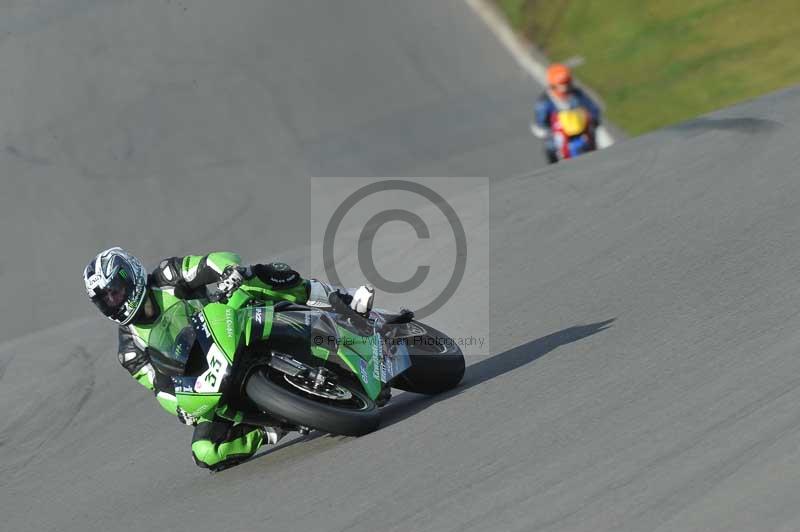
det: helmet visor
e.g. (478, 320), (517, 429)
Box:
(89, 265), (137, 322)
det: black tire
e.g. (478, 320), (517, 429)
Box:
(245, 369), (380, 436)
(390, 323), (466, 395)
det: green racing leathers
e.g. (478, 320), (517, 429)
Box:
(117, 251), (337, 469)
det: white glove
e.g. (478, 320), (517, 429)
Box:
(216, 265), (245, 300)
(349, 285), (375, 315)
(530, 122), (548, 139)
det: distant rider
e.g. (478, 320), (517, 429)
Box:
(534, 63), (601, 163)
(83, 247), (374, 470)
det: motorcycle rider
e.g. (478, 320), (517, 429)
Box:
(83, 247), (375, 471)
(534, 63), (601, 163)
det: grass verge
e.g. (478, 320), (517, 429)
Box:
(495, 0), (800, 134)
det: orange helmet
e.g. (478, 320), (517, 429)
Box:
(547, 63), (572, 98)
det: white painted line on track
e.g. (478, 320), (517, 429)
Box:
(465, 0), (615, 148)
(465, 0), (548, 85)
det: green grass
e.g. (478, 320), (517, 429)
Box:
(495, 0), (800, 134)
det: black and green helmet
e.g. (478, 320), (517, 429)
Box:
(83, 247), (148, 325)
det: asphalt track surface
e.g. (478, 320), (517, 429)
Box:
(3, 1), (800, 531)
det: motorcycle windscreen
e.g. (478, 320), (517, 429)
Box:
(556, 108), (589, 137)
(329, 311), (411, 384)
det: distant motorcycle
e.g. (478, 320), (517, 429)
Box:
(531, 105), (596, 163)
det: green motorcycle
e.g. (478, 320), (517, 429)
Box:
(146, 287), (465, 436)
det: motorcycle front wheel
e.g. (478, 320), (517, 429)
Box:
(245, 368), (380, 436)
(389, 322), (466, 395)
